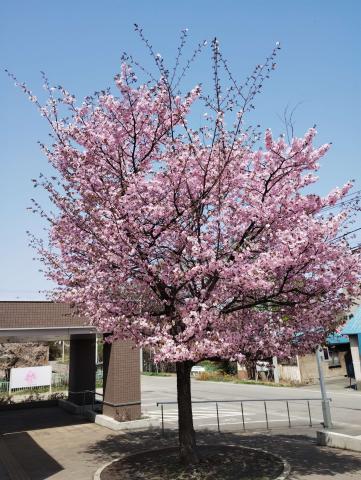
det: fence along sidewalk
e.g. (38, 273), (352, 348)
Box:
(156, 397), (331, 434)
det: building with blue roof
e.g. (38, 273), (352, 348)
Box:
(278, 305), (361, 386)
(340, 305), (361, 390)
(341, 306), (361, 336)
(327, 332), (350, 346)
(327, 306), (361, 354)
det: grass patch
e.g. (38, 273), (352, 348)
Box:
(195, 371), (297, 387)
(142, 371), (172, 377)
(0, 384), (67, 397)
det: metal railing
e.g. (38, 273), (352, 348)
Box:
(156, 397), (331, 434)
(0, 381), (9, 393)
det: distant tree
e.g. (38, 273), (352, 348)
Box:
(0, 343), (48, 380)
(11, 28), (361, 463)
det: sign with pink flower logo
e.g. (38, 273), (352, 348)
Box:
(24, 369), (37, 387)
(9, 366), (52, 390)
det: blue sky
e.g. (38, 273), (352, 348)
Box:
(1, 0), (360, 299)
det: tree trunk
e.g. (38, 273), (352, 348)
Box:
(245, 358), (257, 380)
(176, 360), (199, 464)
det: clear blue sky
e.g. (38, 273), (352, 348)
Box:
(1, 0), (360, 299)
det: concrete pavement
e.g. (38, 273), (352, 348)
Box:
(1, 405), (361, 479)
(1, 376), (361, 478)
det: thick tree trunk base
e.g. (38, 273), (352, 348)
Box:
(176, 360), (199, 464)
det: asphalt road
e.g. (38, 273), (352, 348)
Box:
(141, 375), (361, 434)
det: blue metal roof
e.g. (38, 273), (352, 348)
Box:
(327, 333), (349, 345)
(341, 307), (361, 335)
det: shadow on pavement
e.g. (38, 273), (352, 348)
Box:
(0, 406), (89, 434)
(2, 431), (63, 480)
(0, 407), (88, 479)
(84, 428), (361, 479)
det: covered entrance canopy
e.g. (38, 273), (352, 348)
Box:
(0, 301), (141, 421)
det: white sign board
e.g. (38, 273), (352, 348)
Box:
(10, 365), (52, 390)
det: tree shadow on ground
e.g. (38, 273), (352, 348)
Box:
(0, 406), (89, 434)
(84, 428), (361, 479)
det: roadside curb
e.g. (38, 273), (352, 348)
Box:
(317, 429), (361, 453)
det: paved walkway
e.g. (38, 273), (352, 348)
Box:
(1, 407), (361, 479)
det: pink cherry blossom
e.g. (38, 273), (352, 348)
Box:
(22, 67), (360, 364)
(13, 35), (361, 461)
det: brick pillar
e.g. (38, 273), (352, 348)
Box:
(68, 334), (96, 405)
(102, 338), (141, 421)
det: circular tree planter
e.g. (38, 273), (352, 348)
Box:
(94, 445), (290, 480)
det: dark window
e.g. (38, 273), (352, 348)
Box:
(322, 347), (329, 361)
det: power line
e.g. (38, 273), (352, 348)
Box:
(332, 227), (361, 242)
(337, 189), (361, 201)
(321, 191), (361, 213)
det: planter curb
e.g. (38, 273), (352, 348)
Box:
(93, 444), (291, 480)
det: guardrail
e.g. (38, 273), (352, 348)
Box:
(0, 381), (9, 393)
(156, 397), (332, 434)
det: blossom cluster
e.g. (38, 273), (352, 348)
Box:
(27, 64), (361, 363)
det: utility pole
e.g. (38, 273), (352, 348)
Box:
(316, 345), (332, 429)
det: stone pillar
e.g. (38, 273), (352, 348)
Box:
(349, 335), (361, 391)
(68, 334), (96, 405)
(103, 338), (141, 421)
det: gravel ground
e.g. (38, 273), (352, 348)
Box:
(100, 445), (284, 480)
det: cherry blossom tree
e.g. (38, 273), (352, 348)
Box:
(11, 30), (361, 463)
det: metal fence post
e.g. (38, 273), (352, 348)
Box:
(286, 401), (291, 427)
(307, 400), (312, 427)
(161, 404), (164, 435)
(264, 401), (269, 429)
(241, 401), (245, 430)
(216, 402), (220, 433)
